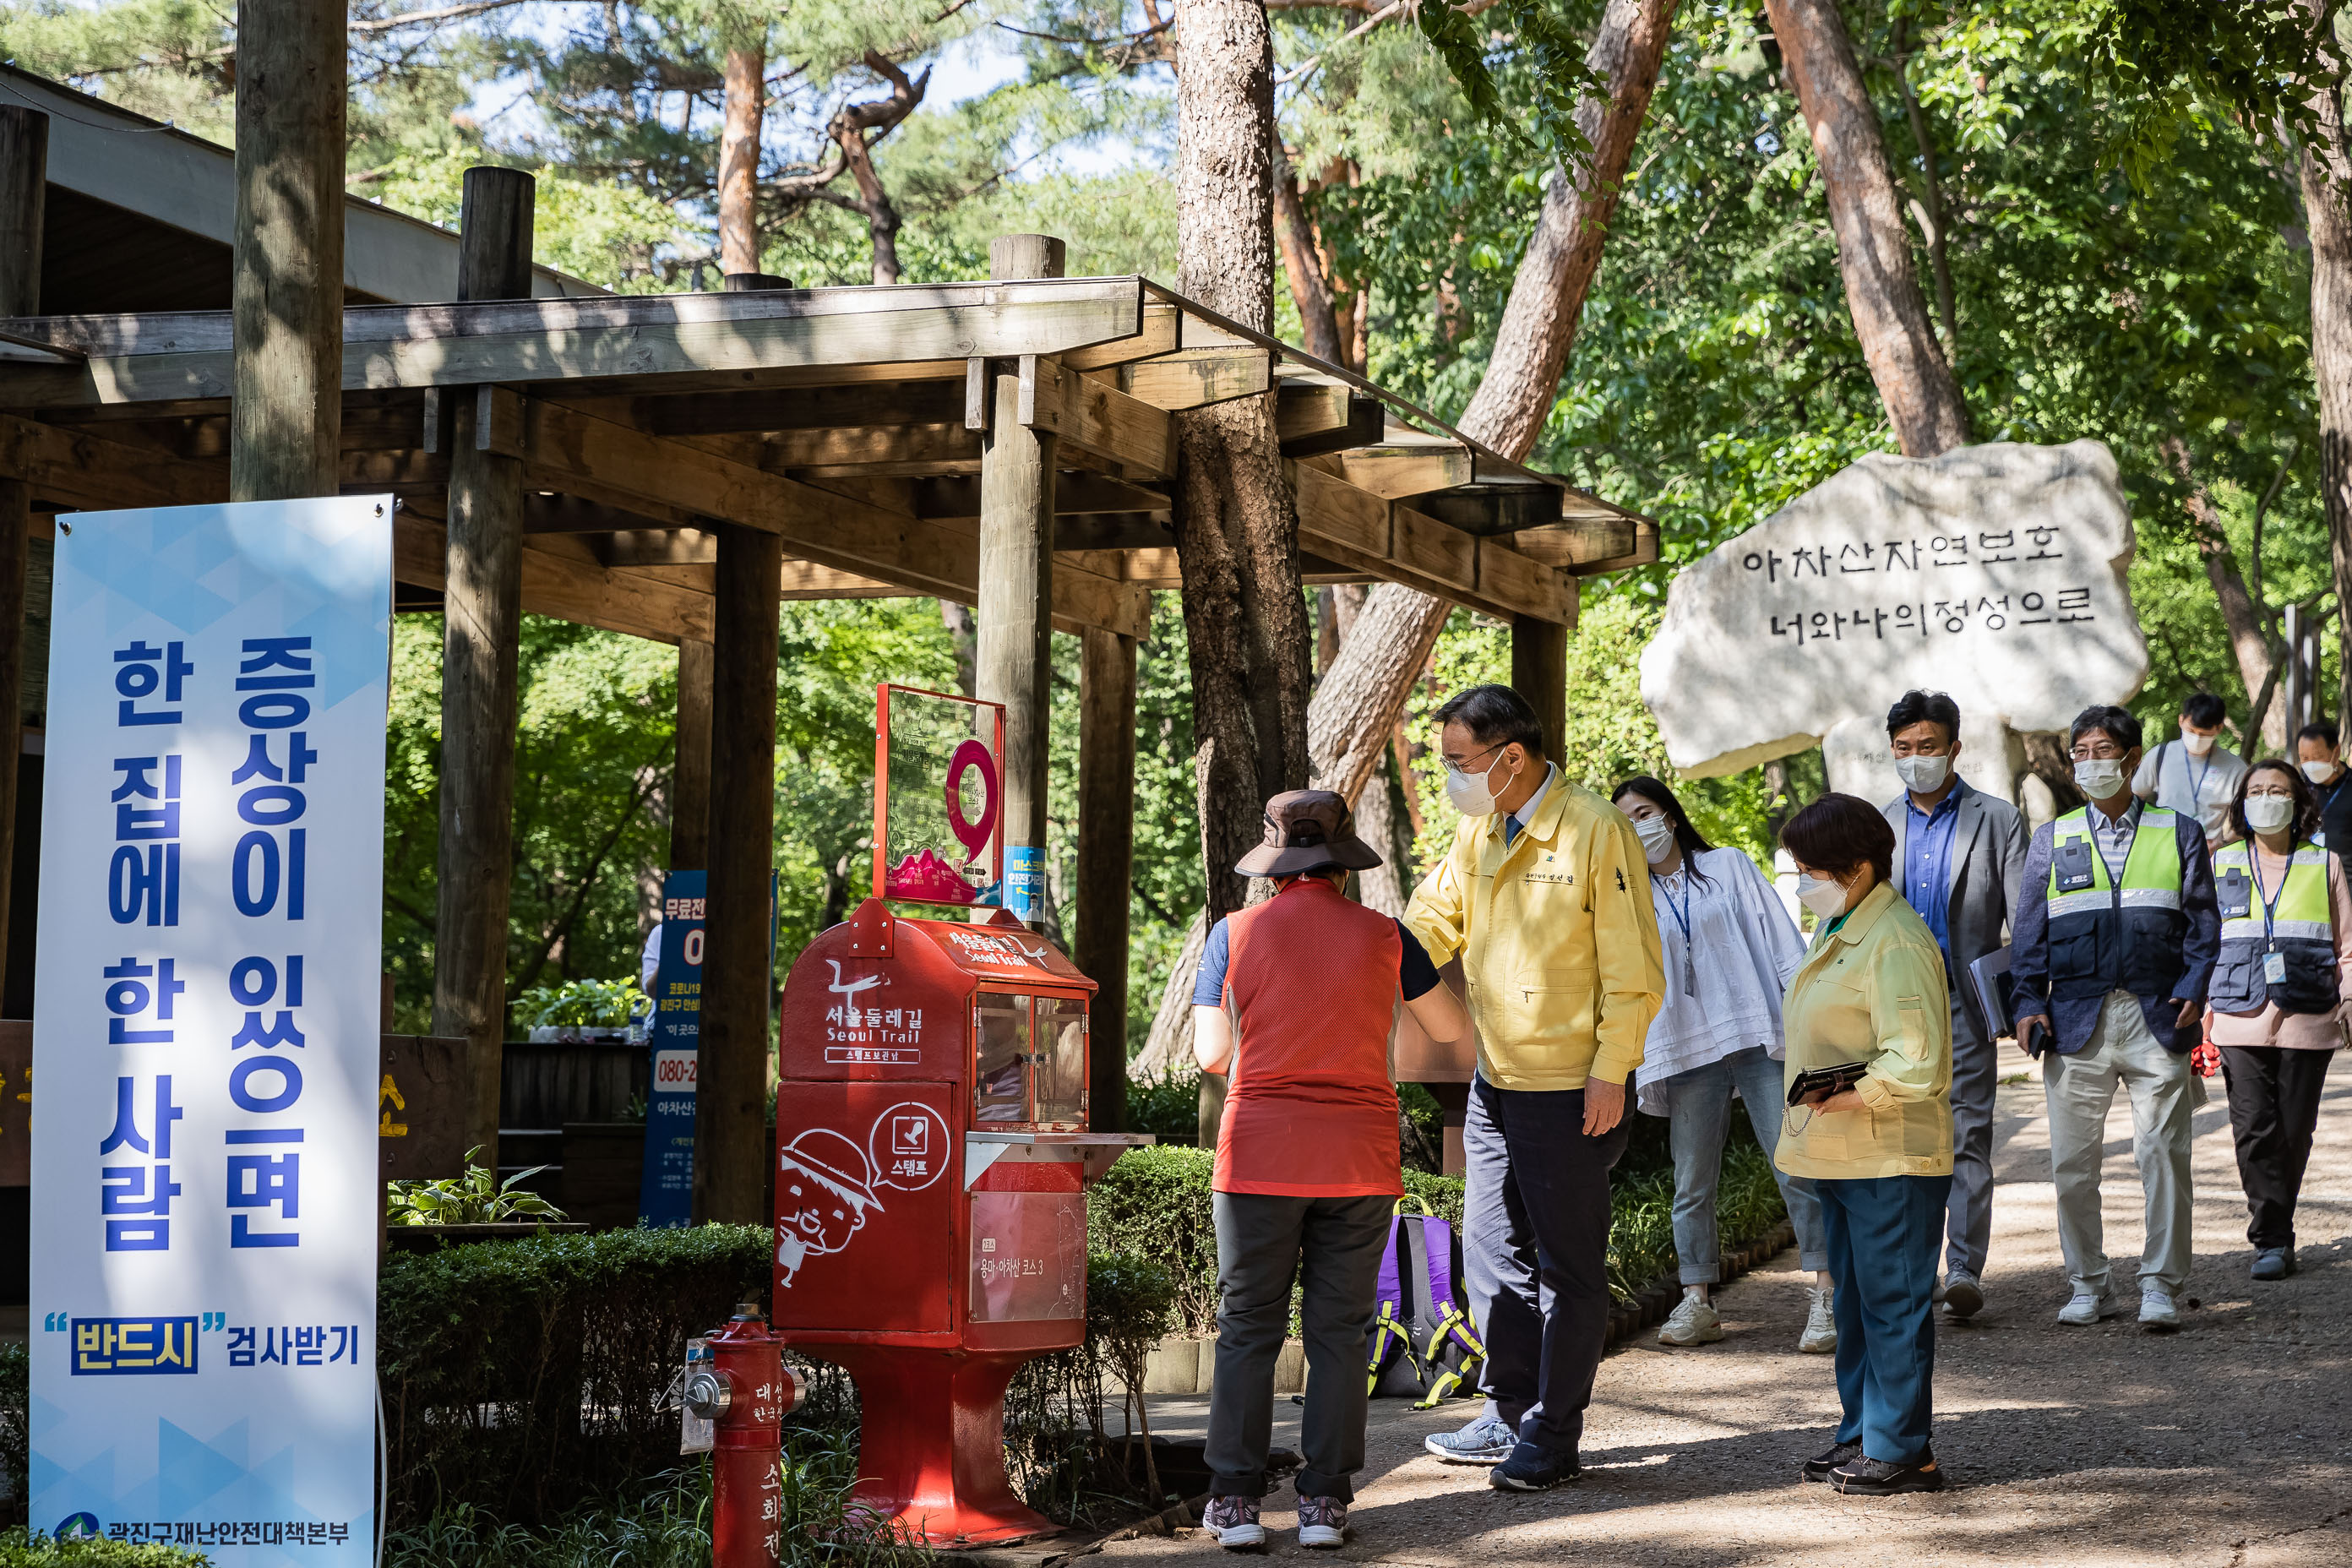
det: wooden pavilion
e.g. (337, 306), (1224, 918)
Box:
(0, 68), (1654, 1222)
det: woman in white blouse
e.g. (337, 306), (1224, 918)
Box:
(1613, 777), (1835, 1354)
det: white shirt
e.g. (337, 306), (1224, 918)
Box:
(1505, 763), (1555, 841)
(1633, 847), (1809, 1116)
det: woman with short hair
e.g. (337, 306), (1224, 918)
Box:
(2204, 760), (2349, 1282)
(1610, 776), (1832, 1354)
(1777, 793), (1954, 1496)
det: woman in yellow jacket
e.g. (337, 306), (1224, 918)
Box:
(1778, 793), (1954, 1497)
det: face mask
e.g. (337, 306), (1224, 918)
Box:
(2301, 760), (2337, 785)
(2245, 794), (2295, 833)
(1444, 751), (1513, 818)
(1795, 874), (1849, 919)
(1893, 754), (1950, 793)
(1634, 814), (1677, 863)
(2180, 724), (2216, 757)
(2073, 758), (2126, 799)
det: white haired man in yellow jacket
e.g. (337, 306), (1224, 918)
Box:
(1407, 684), (1664, 1493)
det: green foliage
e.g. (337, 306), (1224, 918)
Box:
(0, 1533), (207, 1568)
(0, 1342), (22, 1516)
(1124, 1069), (1205, 1146)
(386, 1150), (569, 1227)
(1414, 0), (1604, 165)
(511, 977), (648, 1031)
(1084, 1253), (1179, 1393)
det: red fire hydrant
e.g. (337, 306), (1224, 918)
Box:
(689, 1304), (803, 1568)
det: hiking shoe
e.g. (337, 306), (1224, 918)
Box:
(1658, 1294), (1723, 1346)
(2251, 1247), (2295, 1281)
(1940, 1271), (1984, 1320)
(1801, 1438), (1863, 1484)
(2056, 1290), (2117, 1326)
(2138, 1288), (2181, 1333)
(1832, 1453), (1947, 1495)
(1424, 1415), (1516, 1465)
(1489, 1442), (1582, 1492)
(1295, 1495), (1347, 1549)
(1200, 1495), (1265, 1550)
(1799, 1288), (1837, 1354)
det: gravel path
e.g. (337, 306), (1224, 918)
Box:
(1097, 1063), (2352, 1567)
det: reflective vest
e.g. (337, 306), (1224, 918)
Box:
(2042, 807), (2189, 1002)
(2209, 840), (2337, 1015)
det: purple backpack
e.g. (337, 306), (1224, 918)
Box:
(1366, 1198), (1485, 1406)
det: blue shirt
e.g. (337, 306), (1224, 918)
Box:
(1901, 783), (1963, 962)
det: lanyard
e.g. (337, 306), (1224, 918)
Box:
(2246, 845), (2295, 949)
(2186, 747), (2214, 810)
(1658, 871), (1698, 993)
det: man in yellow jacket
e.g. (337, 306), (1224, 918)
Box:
(1405, 685), (1665, 1491)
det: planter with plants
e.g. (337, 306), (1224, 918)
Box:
(385, 1148), (583, 1248)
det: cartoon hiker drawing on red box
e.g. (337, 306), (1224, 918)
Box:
(776, 1127), (885, 1287)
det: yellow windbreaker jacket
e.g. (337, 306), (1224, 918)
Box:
(1403, 773), (1665, 1090)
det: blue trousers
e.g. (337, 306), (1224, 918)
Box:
(1462, 1075), (1629, 1458)
(1654, 1046), (1830, 1282)
(1819, 1173), (1952, 1465)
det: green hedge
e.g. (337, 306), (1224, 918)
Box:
(0, 1533), (205, 1567)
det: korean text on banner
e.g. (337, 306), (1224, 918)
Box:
(638, 870), (705, 1229)
(29, 498), (393, 1564)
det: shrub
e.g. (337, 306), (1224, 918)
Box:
(509, 977), (646, 1031)
(0, 1343), (24, 1521)
(386, 1151), (568, 1225)
(1124, 1070), (1203, 1146)
(0, 1534), (206, 1567)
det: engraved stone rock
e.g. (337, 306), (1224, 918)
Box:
(1639, 439), (2146, 779)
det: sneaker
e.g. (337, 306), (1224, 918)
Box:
(1295, 1495), (1347, 1549)
(2251, 1247), (2295, 1281)
(1799, 1288), (1837, 1354)
(2138, 1288), (2181, 1333)
(1940, 1271), (1984, 1320)
(1200, 1495), (1265, 1550)
(1800, 1438), (1863, 1484)
(1658, 1294), (1723, 1346)
(1489, 1441), (1582, 1493)
(1831, 1453), (1948, 1495)
(1424, 1415), (1517, 1466)
(2056, 1290), (2117, 1326)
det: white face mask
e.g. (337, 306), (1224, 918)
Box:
(1893, 754), (1951, 793)
(2245, 794), (2295, 833)
(1633, 814), (1677, 863)
(2180, 724), (2216, 757)
(2301, 760), (2337, 785)
(1795, 873), (1850, 919)
(1444, 749), (1515, 818)
(2073, 758), (2127, 799)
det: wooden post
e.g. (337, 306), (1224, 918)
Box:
(433, 168), (536, 1161)
(696, 524), (781, 1224)
(1074, 629), (1137, 1130)
(1511, 614), (1567, 763)
(229, 0), (346, 502)
(671, 637), (714, 869)
(977, 234), (1064, 917)
(0, 106), (43, 1009)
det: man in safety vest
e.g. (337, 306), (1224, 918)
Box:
(2012, 705), (2220, 1334)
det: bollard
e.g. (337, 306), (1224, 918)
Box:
(689, 1302), (802, 1568)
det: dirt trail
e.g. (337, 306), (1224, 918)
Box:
(1098, 1066), (2352, 1566)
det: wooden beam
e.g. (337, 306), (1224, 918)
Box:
(230, 0), (344, 501)
(698, 521), (781, 1224)
(1025, 357), (1174, 479)
(0, 410), (223, 509)
(1413, 485), (1564, 536)
(0, 102), (41, 1007)
(910, 471), (1166, 521)
(1512, 616), (1568, 762)
(1060, 297), (1181, 369)
(1108, 346), (1271, 410)
(672, 637), (712, 869)
(1506, 516), (1641, 572)
(629, 378), (965, 436)
(1074, 627), (1136, 1133)
(765, 422), (980, 475)
(433, 167), (536, 1158)
(0, 276), (1152, 406)
(1290, 464), (1574, 624)
(1320, 444), (1474, 500)
(390, 514), (711, 643)
(1277, 379), (1383, 457)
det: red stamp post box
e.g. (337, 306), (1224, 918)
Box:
(771, 687), (1146, 1546)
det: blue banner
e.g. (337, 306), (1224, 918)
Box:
(636, 872), (705, 1229)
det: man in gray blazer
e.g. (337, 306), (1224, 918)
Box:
(1882, 690), (2028, 1320)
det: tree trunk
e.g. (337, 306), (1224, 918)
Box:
(1762, 0), (1970, 457)
(718, 46), (763, 275)
(2165, 437), (2281, 748)
(1173, 0), (1314, 925)
(2300, 68), (2352, 729)
(1273, 150), (1346, 363)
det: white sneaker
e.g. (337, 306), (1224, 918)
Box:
(2056, 1290), (2117, 1326)
(1658, 1294), (1723, 1346)
(1799, 1287), (1837, 1353)
(2138, 1288), (2181, 1334)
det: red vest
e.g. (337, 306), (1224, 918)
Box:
(1214, 877), (1403, 1197)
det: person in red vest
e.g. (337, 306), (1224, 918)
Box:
(1191, 791), (1468, 1551)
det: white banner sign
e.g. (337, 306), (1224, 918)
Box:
(30, 498), (393, 1563)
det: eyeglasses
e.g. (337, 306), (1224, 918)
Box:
(1443, 739), (1506, 773)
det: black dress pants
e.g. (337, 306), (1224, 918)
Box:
(2219, 1046), (2337, 1250)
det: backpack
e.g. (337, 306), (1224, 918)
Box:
(1364, 1197), (1486, 1407)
